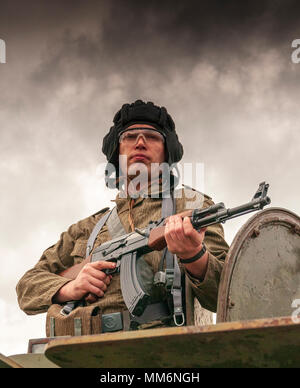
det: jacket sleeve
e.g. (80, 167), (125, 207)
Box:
(181, 191), (230, 312)
(184, 221), (229, 312)
(16, 209), (108, 315)
(16, 223), (80, 315)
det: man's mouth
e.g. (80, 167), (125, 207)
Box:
(130, 154), (150, 161)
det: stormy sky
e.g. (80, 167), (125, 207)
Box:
(0, 0), (300, 355)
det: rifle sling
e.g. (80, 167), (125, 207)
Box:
(161, 195), (184, 326)
(106, 206), (127, 240)
(86, 210), (113, 257)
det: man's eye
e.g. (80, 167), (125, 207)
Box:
(148, 135), (161, 141)
(126, 134), (137, 140)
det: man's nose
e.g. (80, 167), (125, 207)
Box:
(135, 134), (147, 147)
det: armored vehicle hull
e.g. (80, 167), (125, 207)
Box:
(2, 207), (299, 368)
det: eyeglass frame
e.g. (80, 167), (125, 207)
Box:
(118, 127), (166, 144)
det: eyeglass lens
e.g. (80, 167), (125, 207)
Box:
(119, 129), (164, 144)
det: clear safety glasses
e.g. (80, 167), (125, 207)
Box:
(119, 128), (165, 145)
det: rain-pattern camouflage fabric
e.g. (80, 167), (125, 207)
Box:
(16, 188), (229, 327)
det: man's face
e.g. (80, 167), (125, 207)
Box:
(119, 124), (166, 178)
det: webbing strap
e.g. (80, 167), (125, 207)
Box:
(86, 210), (113, 258)
(161, 195), (184, 326)
(106, 206), (127, 238)
(161, 195), (174, 273)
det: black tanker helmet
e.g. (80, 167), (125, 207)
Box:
(102, 100), (183, 175)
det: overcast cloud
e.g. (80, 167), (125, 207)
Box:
(0, 0), (300, 355)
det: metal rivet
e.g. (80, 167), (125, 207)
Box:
(252, 228), (260, 238)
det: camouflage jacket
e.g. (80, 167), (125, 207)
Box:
(16, 188), (229, 325)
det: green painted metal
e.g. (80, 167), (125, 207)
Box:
(0, 353), (23, 368)
(8, 353), (59, 368)
(44, 316), (300, 368)
(5, 207), (300, 368)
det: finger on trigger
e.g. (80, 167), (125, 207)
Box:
(93, 260), (116, 270)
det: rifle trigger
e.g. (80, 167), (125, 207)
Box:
(105, 260), (120, 275)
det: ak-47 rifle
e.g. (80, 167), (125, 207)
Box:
(60, 182), (271, 317)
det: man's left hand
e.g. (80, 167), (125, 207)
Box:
(165, 215), (205, 259)
(165, 215), (209, 279)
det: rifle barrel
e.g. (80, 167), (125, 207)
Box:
(192, 196), (271, 229)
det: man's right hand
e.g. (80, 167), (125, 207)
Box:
(53, 261), (116, 304)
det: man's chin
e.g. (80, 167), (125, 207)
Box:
(128, 161), (150, 175)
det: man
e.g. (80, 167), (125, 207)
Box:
(16, 100), (229, 336)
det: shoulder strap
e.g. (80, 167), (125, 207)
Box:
(161, 195), (185, 326)
(106, 206), (127, 237)
(86, 210), (113, 258)
(177, 186), (214, 326)
(86, 205), (128, 259)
